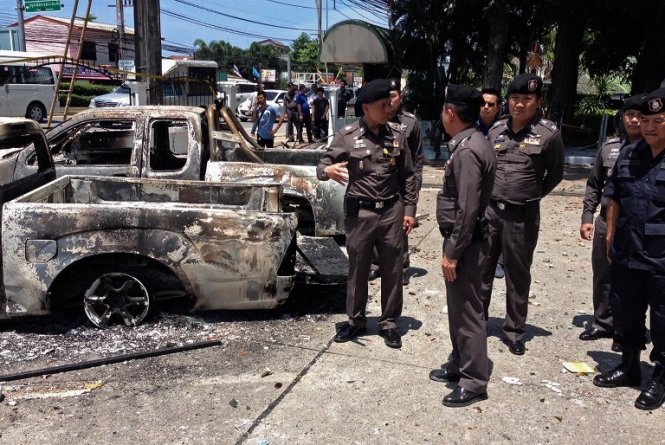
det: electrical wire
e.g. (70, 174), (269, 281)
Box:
(338, 0), (385, 25)
(162, 9), (295, 42)
(171, 0), (318, 32)
(264, 0), (317, 9)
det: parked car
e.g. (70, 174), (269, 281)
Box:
(89, 83), (133, 108)
(89, 81), (222, 108)
(236, 89), (286, 121)
(218, 81), (258, 113)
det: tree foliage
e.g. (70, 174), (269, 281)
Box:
(290, 33), (321, 72)
(193, 39), (288, 82)
(389, 0), (664, 122)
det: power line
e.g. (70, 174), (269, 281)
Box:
(171, 0), (318, 32)
(264, 0), (317, 9)
(162, 9), (295, 43)
(337, 0), (386, 27)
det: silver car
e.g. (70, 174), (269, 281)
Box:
(89, 84), (132, 108)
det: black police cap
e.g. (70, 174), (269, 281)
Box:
(622, 94), (644, 111)
(445, 84), (482, 109)
(356, 79), (391, 105)
(388, 78), (401, 92)
(507, 73), (543, 97)
(641, 88), (665, 115)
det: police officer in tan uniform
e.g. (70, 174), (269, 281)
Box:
(578, 94), (643, 349)
(480, 73), (565, 355)
(368, 79), (423, 285)
(317, 79), (417, 348)
(429, 84), (497, 407)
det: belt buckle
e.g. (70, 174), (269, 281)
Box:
(497, 202), (505, 210)
(376, 201), (384, 209)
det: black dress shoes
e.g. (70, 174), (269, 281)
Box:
(593, 365), (641, 388)
(368, 269), (380, 281)
(442, 387), (488, 408)
(402, 270), (410, 286)
(429, 366), (461, 383)
(333, 323), (366, 343)
(379, 328), (402, 348)
(508, 340), (525, 355)
(579, 328), (613, 341)
(635, 378), (665, 410)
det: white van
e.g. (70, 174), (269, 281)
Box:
(217, 80), (258, 115)
(0, 50), (60, 122)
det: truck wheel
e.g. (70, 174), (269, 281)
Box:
(26, 102), (47, 123)
(83, 271), (153, 328)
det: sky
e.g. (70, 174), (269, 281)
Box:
(0, 0), (389, 54)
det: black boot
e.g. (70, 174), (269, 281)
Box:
(635, 366), (665, 410)
(593, 349), (642, 388)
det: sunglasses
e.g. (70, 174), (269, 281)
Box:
(483, 101), (496, 107)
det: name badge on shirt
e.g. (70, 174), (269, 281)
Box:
(524, 136), (541, 145)
(354, 139), (366, 149)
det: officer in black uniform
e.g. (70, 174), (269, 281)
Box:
(579, 95), (644, 349)
(316, 79), (417, 349)
(593, 88), (665, 411)
(480, 73), (565, 355)
(429, 84), (497, 408)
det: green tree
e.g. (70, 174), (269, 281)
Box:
(290, 33), (320, 72)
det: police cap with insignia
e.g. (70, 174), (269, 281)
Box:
(388, 78), (401, 92)
(507, 73), (543, 97)
(445, 84), (482, 108)
(622, 94), (644, 111)
(640, 87), (665, 115)
(356, 79), (391, 105)
(445, 84), (482, 122)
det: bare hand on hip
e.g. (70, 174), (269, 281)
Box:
(325, 162), (349, 185)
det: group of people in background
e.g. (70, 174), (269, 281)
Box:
(251, 80), (352, 147)
(316, 74), (665, 411)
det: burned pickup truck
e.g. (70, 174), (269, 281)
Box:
(1, 176), (298, 328)
(40, 105), (347, 238)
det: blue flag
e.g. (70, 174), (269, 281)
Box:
(252, 66), (261, 80)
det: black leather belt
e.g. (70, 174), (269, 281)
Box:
(358, 195), (399, 209)
(599, 207), (607, 219)
(490, 199), (538, 211)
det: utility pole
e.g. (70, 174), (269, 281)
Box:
(315, 0), (322, 45)
(134, 0), (162, 105)
(15, 0), (26, 51)
(115, 0), (126, 64)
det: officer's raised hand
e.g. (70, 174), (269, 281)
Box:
(324, 162), (349, 185)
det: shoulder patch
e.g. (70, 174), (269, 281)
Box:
(538, 118), (558, 132)
(387, 121), (404, 132)
(601, 138), (621, 149)
(490, 119), (506, 129)
(402, 111), (416, 119)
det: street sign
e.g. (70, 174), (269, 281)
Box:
(25, 0), (62, 12)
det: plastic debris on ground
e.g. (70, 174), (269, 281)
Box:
(502, 376), (523, 385)
(562, 361), (596, 374)
(541, 380), (562, 394)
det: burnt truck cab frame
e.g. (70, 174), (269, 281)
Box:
(39, 105), (347, 238)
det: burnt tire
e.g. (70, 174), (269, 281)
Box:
(83, 271), (154, 328)
(26, 101), (47, 123)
